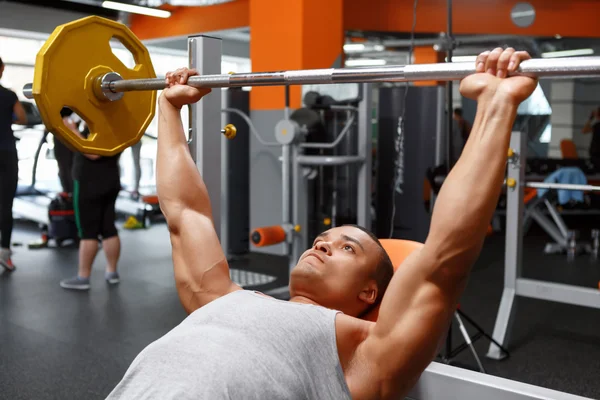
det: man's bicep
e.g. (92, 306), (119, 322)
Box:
(170, 209), (240, 312)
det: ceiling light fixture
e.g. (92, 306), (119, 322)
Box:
(166, 0), (236, 5)
(102, 1), (171, 18)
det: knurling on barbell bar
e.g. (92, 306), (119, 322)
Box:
(24, 15), (600, 156)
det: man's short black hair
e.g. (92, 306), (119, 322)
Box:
(453, 108), (463, 117)
(0, 57), (4, 69)
(342, 224), (395, 307)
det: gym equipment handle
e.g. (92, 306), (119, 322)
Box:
(22, 57), (600, 100)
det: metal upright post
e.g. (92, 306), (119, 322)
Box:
(281, 143), (291, 257)
(291, 144), (306, 269)
(446, 0), (455, 170)
(220, 90), (230, 258)
(432, 85), (446, 209)
(486, 131), (526, 360)
(357, 83), (373, 229)
(188, 36), (223, 243)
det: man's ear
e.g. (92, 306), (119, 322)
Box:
(358, 281), (378, 305)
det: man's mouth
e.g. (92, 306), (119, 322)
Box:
(305, 253), (324, 263)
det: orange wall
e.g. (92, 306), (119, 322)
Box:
(249, 0), (343, 110)
(131, 0), (600, 41)
(344, 0), (600, 37)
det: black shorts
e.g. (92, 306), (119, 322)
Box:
(73, 179), (120, 240)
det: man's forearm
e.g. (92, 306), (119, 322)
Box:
(425, 95), (518, 270)
(157, 96), (212, 222)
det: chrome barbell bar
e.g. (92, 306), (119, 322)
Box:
(22, 56), (600, 101)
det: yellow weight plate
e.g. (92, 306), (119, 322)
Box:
(32, 16), (156, 156)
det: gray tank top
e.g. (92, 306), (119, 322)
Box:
(106, 290), (352, 400)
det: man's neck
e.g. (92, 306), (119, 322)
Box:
(289, 296), (320, 306)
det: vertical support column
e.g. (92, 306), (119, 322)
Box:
(432, 85), (447, 209)
(548, 80), (575, 158)
(188, 36), (223, 243)
(220, 91), (230, 258)
(486, 131), (526, 360)
(281, 143), (291, 253)
(357, 83), (373, 229)
(291, 144), (307, 269)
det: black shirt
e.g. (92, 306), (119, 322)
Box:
(72, 152), (121, 188)
(72, 126), (122, 191)
(0, 85), (18, 152)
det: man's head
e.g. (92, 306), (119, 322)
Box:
(289, 225), (395, 317)
(453, 108), (463, 121)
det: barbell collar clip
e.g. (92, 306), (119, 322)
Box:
(99, 72), (125, 102)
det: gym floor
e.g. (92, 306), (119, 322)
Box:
(1, 219), (599, 399)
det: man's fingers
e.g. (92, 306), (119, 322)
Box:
(164, 67), (202, 88)
(475, 51), (490, 73)
(496, 47), (515, 78)
(484, 47), (504, 76)
(508, 51), (532, 72)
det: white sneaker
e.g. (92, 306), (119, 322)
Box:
(0, 248), (15, 271)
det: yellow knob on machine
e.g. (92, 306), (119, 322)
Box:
(221, 124), (237, 139)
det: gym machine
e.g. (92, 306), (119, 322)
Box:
(11, 102), (55, 226)
(247, 84), (372, 297)
(22, 16), (600, 399)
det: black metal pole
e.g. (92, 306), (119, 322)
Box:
(443, 0), (454, 362)
(446, 0), (454, 171)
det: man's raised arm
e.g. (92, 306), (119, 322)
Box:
(157, 68), (241, 314)
(357, 48), (538, 399)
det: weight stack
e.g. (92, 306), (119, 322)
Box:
(376, 86), (441, 242)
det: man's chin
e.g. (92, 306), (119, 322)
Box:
(290, 261), (322, 283)
(294, 259), (322, 273)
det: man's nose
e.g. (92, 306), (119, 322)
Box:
(315, 242), (332, 255)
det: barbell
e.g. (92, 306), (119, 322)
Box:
(24, 15), (600, 156)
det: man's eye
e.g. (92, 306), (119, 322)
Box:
(344, 245), (354, 252)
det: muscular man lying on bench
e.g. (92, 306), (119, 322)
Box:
(107, 48), (537, 400)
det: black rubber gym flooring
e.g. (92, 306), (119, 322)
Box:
(1, 219), (600, 399)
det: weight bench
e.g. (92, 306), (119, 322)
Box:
(523, 188), (591, 255)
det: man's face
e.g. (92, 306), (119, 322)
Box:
(289, 226), (381, 316)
